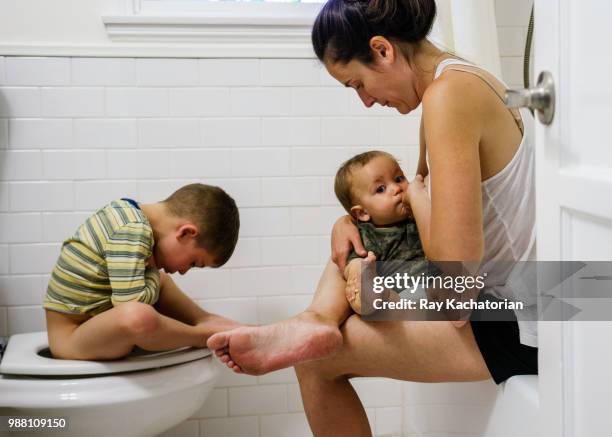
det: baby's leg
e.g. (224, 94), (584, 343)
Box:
(343, 253), (381, 315)
(46, 302), (214, 361)
(207, 260), (352, 375)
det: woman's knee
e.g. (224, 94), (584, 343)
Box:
(116, 302), (159, 339)
(295, 352), (349, 383)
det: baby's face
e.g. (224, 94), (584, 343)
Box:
(350, 155), (412, 226)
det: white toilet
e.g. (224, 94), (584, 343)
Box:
(0, 332), (218, 437)
(484, 375), (539, 437)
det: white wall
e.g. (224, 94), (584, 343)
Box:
(0, 0), (533, 436)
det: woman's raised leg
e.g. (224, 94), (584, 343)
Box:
(295, 313), (491, 437)
(206, 259), (355, 374)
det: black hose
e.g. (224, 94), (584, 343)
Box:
(524, 4), (535, 89)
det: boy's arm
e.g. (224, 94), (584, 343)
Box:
(106, 222), (161, 307)
(156, 272), (240, 335)
(155, 272), (207, 325)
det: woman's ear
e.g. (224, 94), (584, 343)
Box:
(369, 36), (395, 65)
(350, 205), (370, 223)
(176, 223), (199, 241)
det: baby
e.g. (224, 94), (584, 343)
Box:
(206, 151), (438, 376)
(44, 183), (242, 360)
(335, 150), (437, 314)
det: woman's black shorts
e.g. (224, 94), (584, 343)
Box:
(469, 295), (538, 384)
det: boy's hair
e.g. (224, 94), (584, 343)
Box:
(164, 183), (240, 267)
(334, 150), (395, 213)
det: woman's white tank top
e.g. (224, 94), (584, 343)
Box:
(430, 58), (538, 347)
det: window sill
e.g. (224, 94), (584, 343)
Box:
(102, 2), (322, 58)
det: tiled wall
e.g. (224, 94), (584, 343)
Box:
(0, 1), (532, 436)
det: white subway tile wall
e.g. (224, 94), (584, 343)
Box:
(0, 57), (5, 85)
(0, 4), (530, 434)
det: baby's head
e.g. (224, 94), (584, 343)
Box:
(335, 151), (411, 226)
(153, 183), (240, 274)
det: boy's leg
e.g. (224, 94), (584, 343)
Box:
(155, 273), (242, 337)
(207, 259), (352, 375)
(46, 301), (213, 361)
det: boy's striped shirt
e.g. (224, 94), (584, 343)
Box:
(44, 199), (160, 316)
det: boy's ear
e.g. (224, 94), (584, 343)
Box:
(176, 223), (199, 241)
(350, 205), (370, 223)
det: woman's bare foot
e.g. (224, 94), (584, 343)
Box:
(206, 312), (343, 375)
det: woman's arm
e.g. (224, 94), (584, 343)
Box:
(419, 74), (486, 262)
(416, 116), (429, 177)
(406, 175), (432, 253)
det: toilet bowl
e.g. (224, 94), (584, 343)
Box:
(0, 332), (218, 437)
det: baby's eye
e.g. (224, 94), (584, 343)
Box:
(395, 175), (406, 183)
(375, 185), (386, 194)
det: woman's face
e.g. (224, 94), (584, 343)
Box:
(324, 47), (422, 115)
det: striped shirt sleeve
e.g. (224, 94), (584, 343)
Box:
(104, 221), (160, 306)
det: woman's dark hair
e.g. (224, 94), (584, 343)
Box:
(312, 0), (436, 65)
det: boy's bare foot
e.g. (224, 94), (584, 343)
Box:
(206, 312), (343, 375)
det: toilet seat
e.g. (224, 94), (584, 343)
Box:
(0, 332), (219, 437)
(0, 332), (211, 376)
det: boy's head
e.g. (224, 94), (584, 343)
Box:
(335, 151), (411, 226)
(153, 183), (240, 274)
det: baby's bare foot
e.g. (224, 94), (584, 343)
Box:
(345, 251), (377, 315)
(206, 313), (342, 375)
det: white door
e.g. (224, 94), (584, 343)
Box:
(535, 0), (612, 436)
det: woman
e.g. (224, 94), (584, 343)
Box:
(208, 1), (537, 435)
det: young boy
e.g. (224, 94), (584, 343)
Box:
(335, 150), (438, 314)
(44, 183), (242, 361)
(207, 151), (435, 374)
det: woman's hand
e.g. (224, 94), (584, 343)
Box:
(331, 215), (366, 272)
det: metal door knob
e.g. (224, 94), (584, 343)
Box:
(505, 71), (555, 125)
